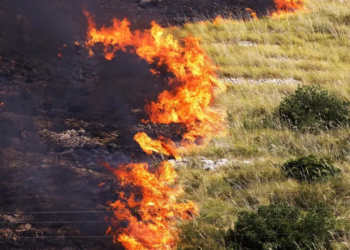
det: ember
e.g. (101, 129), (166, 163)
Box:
(84, 11), (226, 249)
(212, 15), (225, 25)
(246, 8), (258, 20)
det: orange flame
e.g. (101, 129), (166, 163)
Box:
(84, 11), (225, 249)
(57, 43), (67, 58)
(84, 10), (226, 148)
(208, 0), (306, 24)
(104, 162), (199, 250)
(212, 15), (225, 25)
(134, 132), (180, 160)
(271, 0), (305, 18)
(198, 20), (210, 26)
(246, 8), (258, 20)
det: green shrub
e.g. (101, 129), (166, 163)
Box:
(279, 85), (350, 129)
(178, 221), (226, 250)
(225, 203), (336, 250)
(283, 155), (341, 182)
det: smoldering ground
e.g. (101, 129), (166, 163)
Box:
(246, 0), (277, 16)
(0, 0), (276, 248)
(0, 1), (170, 248)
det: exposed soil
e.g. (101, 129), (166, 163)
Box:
(0, 0), (269, 249)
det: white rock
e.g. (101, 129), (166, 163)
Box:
(204, 164), (216, 170)
(223, 77), (300, 85)
(78, 129), (86, 134)
(202, 159), (215, 170)
(202, 159), (214, 164)
(60, 134), (71, 140)
(238, 41), (256, 46)
(215, 158), (229, 166)
(217, 158), (228, 163)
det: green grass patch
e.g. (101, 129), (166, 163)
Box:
(172, 0), (350, 249)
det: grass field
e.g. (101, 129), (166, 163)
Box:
(170, 0), (350, 249)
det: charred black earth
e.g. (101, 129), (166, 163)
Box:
(0, 0), (275, 249)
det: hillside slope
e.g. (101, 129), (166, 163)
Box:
(171, 0), (350, 249)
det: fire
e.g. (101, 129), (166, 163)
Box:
(84, 10), (226, 147)
(198, 14), (238, 26)
(198, 20), (210, 26)
(134, 132), (179, 160)
(246, 8), (258, 20)
(84, 10), (226, 250)
(57, 44), (67, 58)
(271, 0), (306, 18)
(208, 0), (306, 24)
(212, 15), (225, 25)
(103, 162), (199, 250)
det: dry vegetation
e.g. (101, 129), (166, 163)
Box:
(169, 0), (350, 249)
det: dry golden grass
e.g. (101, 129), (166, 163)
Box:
(170, 0), (350, 249)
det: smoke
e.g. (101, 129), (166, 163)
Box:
(1, 0), (172, 122)
(2, 0), (83, 54)
(93, 50), (173, 124)
(0, 0), (115, 222)
(0, 0), (269, 247)
(246, 0), (276, 16)
(0, 0), (172, 223)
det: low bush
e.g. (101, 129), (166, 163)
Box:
(283, 155), (341, 182)
(279, 85), (350, 129)
(225, 203), (336, 250)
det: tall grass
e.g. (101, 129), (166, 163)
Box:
(171, 0), (350, 249)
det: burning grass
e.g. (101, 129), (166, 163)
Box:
(271, 0), (306, 18)
(83, 10), (226, 249)
(79, 0), (350, 248)
(103, 161), (199, 250)
(68, 0), (350, 249)
(169, 0), (350, 249)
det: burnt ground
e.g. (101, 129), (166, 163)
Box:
(0, 0), (276, 249)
